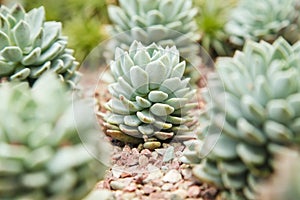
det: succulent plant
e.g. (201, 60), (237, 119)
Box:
(0, 4), (80, 87)
(100, 41), (197, 149)
(226, 0), (300, 47)
(259, 148), (300, 200)
(107, 0), (200, 68)
(183, 37), (300, 199)
(194, 0), (237, 57)
(0, 73), (106, 199)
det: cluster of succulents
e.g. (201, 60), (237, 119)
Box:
(107, 0), (200, 65)
(0, 73), (106, 199)
(3, 1), (300, 199)
(183, 37), (300, 199)
(226, 0), (300, 47)
(194, 0), (237, 57)
(100, 41), (197, 149)
(259, 148), (300, 200)
(0, 4), (80, 87)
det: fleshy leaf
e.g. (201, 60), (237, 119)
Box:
(12, 20), (31, 49)
(0, 31), (9, 50)
(150, 103), (174, 116)
(1, 46), (23, 62)
(130, 66), (149, 94)
(148, 90), (168, 102)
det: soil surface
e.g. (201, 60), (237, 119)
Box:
(95, 141), (218, 200)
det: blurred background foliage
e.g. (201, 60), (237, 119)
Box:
(0, 0), (238, 62)
(23, 0), (117, 62)
(0, 0), (244, 62)
(2, 0), (117, 63)
(1, 0), (239, 63)
(194, 0), (238, 58)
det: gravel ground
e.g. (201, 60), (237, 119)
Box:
(95, 141), (218, 200)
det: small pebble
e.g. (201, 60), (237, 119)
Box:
(162, 143), (170, 148)
(132, 148), (139, 155)
(120, 172), (132, 178)
(163, 169), (182, 183)
(155, 186), (162, 192)
(135, 189), (144, 197)
(163, 146), (175, 162)
(120, 178), (134, 186)
(152, 179), (164, 187)
(149, 192), (166, 199)
(188, 185), (201, 198)
(127, 157), (139, 166)
(143, 141), (161, 150)
(170, 159), (180, 169)
(179, 181), (194, 190)
(84, 189), (114, 200)
(141, 149), (152, 157)
(112, 167), (123, 178)
(115, 190), (123, 199)
(151, 151), (159, 159)
(143, 171), (163, 184)
(110, 180), (125, 190)
(162, 183), (173, 191)
(155, 148), (166, 155)
(181, 168), (192, 179)
(112, 154), (121, 160)
(161, 166), (168, 172)
(137, 144), (143, 151)
(124, 183), (136, 192)
(122, 192), (135, 200)
(147, 164), (159, 172)
(170, 189), (188, 199)
(175, 151), (183, 157)
(138, 155), (148, 166)
(143, 185), (155, 194)
(123, 145), (131, 152)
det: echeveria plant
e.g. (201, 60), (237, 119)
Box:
(184, 37), (300, 199)
(0, 4), (80, 87)
(101, 41), (197, 149)
(0, 73), (106, 199)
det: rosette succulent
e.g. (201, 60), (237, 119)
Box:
(107, 0), (200, 66)
(0, 73), (106, 199)
(184, 37), (300, 199)
(100, 41), (197, 149)
(226, 0), (300, 47)
(0, 4), (80, 87)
